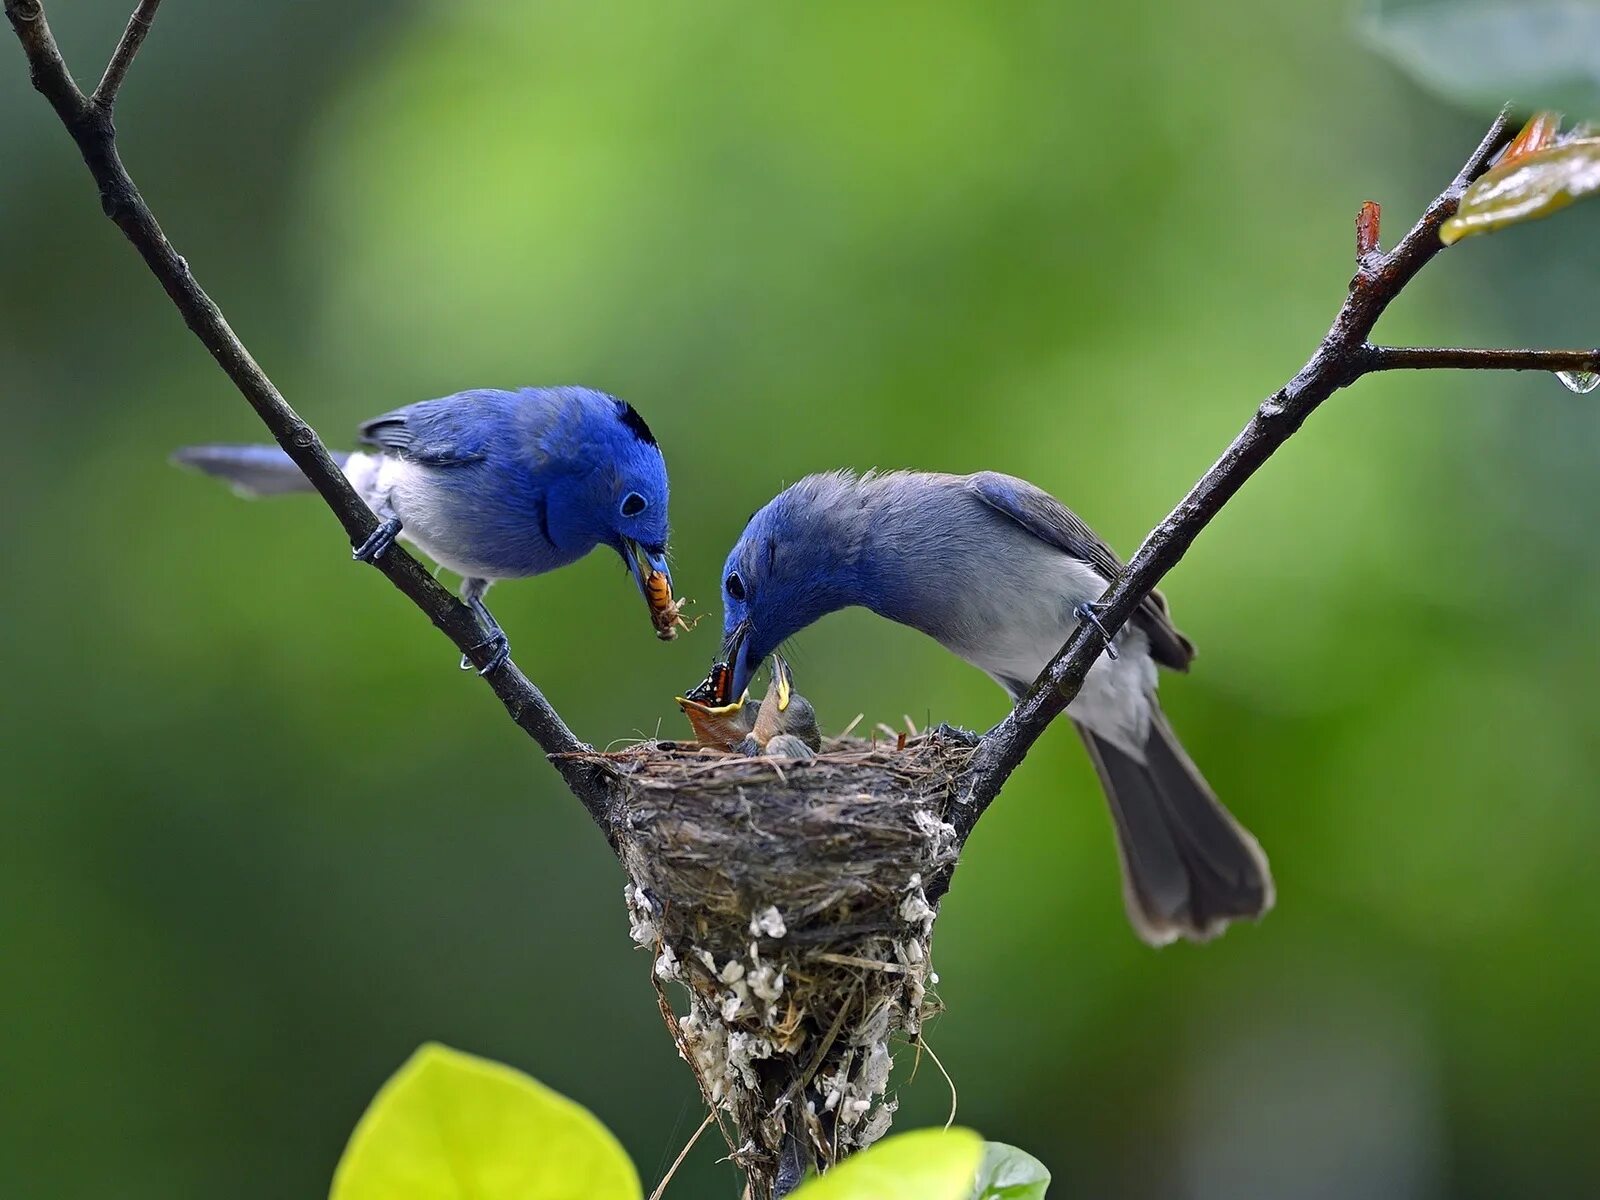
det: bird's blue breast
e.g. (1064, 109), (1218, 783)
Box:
(384, 455), (582, 580)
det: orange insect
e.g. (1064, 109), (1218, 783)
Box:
(684, 661), (734, 706)
(644, 570), (701, 641)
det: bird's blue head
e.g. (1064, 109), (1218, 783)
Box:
(714, 472), (868, 699)
(542, 388), (672, 605)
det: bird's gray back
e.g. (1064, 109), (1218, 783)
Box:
(848, 473), (1103, 654)
(833, 471), (1160, 750)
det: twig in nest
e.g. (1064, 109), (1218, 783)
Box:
(917, 1035), (958, 1131)
(648, 1108), (719, 1200)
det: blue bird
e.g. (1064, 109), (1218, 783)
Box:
(711, 469), (1272, 945)
(175, 386), (673, 674)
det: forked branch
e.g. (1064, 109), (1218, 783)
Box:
(9, 5), (1592, 870)
(3, 0), (618, 827)
(951, 111), (1600, 845)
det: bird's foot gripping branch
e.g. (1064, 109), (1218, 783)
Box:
(11, 0), (1600, 1195)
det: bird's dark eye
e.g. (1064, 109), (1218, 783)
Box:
(621, 492), (647, 517)
(725, 571), (746, 601)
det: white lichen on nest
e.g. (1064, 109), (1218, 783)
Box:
(600, 730), (976, 1185)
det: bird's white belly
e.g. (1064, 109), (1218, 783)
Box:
(948, 552), (1158, 755)
(343, 453), (504, 580)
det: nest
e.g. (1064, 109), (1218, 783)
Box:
(579, 727), (978, 1197)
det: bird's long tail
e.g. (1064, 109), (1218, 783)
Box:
(171, 444), (350, 497)
(1074, 707), (1273, 945)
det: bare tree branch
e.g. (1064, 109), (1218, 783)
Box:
(6, 0), (82, 113)
(4, 0), (619, 830)
(92, 0), (158, 107)
(1365, 345), (1600, 374)
(949, 113), (1531, 845)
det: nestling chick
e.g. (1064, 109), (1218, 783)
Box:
(733, 657), (822, 757)
(675, 692), (760, 750)
(676, 656), (820, 755)
(761, 734), (818, 761)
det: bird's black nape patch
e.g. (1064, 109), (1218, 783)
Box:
(614, 399), (658, 447)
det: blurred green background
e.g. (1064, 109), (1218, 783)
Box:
(4, 2), (1598, 1197)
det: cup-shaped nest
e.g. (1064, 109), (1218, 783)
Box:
(587, 728), (979, 1196)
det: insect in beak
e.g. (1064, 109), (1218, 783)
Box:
(644, 570), (699, 642)
(625, 539), (696, 640)
(683, 661), (733, 706)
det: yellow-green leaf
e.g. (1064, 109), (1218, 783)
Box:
(1442, 137), (1600, 244)
(792, 1128), (985, 1200)
(330, 1043), (641, 1200)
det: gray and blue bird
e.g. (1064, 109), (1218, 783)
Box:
(711, 469), (1273, 946)
(175, 386), (673, 672)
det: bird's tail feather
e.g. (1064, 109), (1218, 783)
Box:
(1075, 708), (1273, 945)
(171, 444), (349, 497)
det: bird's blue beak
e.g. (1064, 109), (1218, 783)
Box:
(723, 620), (758, 701)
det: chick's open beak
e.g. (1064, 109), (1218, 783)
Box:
(674, 689), (756, 749)
(750, 654), (817, 747)
(769, 652), (793, 712)
(677, 652), (818, 753)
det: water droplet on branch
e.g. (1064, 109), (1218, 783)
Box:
(1555, 369), (1600, 395)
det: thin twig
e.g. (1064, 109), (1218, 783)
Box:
(92, 0), (158, 107)
(947, 112), (1523, 851)
(3, 0), (618, 829)
(917, 1036), (958, 1130)
(648, 1108), (718, 1200)
(1356, 199), (1382, 268)
(1365, 345), (1600, 374)
(5, 0), (83, 114)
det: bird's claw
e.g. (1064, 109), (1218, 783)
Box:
(460, 632), (510, 676)
(1074, 601), (1118, 660)
(352, 517), (402, 563)
(459, 595), (510, 675)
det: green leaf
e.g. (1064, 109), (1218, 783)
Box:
(792, 1128), (985, 1200)
(1441, 137), (1600, 243)
(971, 1142), (1051, 1199)
(330, 1043), (641, 1200)
(1360, 1), (1600, 118)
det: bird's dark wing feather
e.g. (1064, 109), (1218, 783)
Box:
(966, 471), (1195, 670)
(357, 393), (500, 467)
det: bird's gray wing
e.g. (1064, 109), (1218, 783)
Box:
(357, 391), (505, 467)
(966, 471), (1195, 670)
